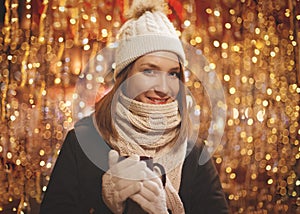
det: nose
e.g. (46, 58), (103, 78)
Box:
(154, 74), (169, 96)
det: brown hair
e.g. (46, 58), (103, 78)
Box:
(94, 62), (190, 144)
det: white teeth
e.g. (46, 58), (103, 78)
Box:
(150, 98), (167, 103)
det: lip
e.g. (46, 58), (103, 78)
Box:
(147, 97), (170, 104)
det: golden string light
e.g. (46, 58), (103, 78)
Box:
(0, 0), (299, 213)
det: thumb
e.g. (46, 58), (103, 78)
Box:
(153, 165), (162, 176)
(108, 150), (119, 167)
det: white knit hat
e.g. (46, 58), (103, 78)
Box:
(114, 0), (185, 78)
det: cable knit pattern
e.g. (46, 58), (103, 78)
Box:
(114, 0), (185, 78)
(144, 12), (159, 33)
(165, 177), (185, 214)
(102, 173), (124, 214)
(160, 12), (178, 35)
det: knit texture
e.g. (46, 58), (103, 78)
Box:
(108, 93), (186, 213)
(114, 0), (185, 78)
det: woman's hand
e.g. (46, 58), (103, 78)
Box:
(131, 166), (168, 214)
(102, 150), (147, 214)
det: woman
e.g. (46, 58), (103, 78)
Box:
(40, 0), (229, 213)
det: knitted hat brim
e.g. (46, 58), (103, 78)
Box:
(114, 34), (185, 79)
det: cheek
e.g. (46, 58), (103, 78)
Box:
(172, 80), (180, 97)
(124, 75), (153, 99)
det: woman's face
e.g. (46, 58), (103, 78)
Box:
(124, 52), (181, 104)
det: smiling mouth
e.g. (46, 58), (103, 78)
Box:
(148, 97), (169, 104)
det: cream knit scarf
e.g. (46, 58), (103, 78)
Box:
(108, 92), (186, 213)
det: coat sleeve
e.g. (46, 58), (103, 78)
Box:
(39, 131), (80, 214)
(180, 143), (230, 214)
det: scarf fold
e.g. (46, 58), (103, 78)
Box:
(115, 93), (181, 149)
(107, 92), (186, 213)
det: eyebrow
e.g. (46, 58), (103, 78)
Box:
(140, 63), (180, 71)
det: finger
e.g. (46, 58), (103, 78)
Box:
(114, 179), (135, 191)
(130, 194), (152, 212)
(113, 169), (145, 190)
(143, 167), (163, 188)
(118, 182), (142, 201)
(141, 180), (160, 200)
(111, 160), (147, 180)
(143, 167), (159, 179)
(113, 161), (147, 180)
(108, 150), (119, 167)
(111, 154), (140, 173)
(153, 165), (162, 176)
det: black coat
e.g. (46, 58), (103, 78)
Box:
(40, 116), (229, 214)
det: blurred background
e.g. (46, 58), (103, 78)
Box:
(0, 0), (299, 213)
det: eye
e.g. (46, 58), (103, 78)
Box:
(142, 69), (155, 75)
(169, 71), (180, 78)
